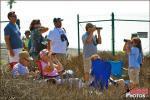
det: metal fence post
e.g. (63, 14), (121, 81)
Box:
(111, 12), (115, 56)
(77, 14), (80, 56)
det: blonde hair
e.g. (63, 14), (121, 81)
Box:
(90, 54), (101, 61)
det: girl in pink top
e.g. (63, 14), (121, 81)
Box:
(39, 49), (64, 77)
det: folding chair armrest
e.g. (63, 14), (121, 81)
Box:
(123, 68), (128, 71)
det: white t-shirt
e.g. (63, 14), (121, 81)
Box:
(48, 28), (67, 54)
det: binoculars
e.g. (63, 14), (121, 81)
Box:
(124, 39), (130, 42)
(96, 27), (103, 30)
(61, 34), (68, 42)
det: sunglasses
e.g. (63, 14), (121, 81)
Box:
(24, 58), (30, 62)
(10, 15), (17, 18)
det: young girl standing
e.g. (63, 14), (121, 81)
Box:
(127, 37), (141, 88)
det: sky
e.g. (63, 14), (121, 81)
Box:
(1, 1), (149, 53)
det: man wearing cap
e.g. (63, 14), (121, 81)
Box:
(82, 23), (102, 84)
(12, 51), (31, 79)
(47, 18), (69, 66)
(4, 11), (23, 69)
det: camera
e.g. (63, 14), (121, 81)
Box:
(96, 27), (103, 30)
(124, 39), (130, 42)
(60, 34), (69, 46)
(61, 34), (67, 41)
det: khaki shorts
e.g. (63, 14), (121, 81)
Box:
(83, 57), (91, 73)
(8, 48), (22, 63)
(128, 67), (140, 84)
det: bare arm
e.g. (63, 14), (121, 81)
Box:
(123, 42), (128, 52)
(123, 42), (131, 54)
(52, 56), (63, 72)
(54, 57), (63, 67)
(53, 61), (63, 72)
(39, 27), (49, 34)
(43, 54), (54, 73)
(5, 35), (14, 57)
(24, 73), (29, 80)
(47, 40), (52, 53)
(97, 29), (102, 44)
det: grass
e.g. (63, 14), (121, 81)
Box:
(0, 78), (126, 100)
(0, 51), (150, 100)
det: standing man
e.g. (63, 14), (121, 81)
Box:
(82, 23), (102, 84)
(47, 18), (69, 66)
(4, 11), (23, 70)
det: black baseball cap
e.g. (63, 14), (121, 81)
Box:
(53, 18), (63, 22)
(7, 11), (16, 19)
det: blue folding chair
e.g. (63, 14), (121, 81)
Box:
(108, 60), (123, 78)
(90, 59), (111, 90)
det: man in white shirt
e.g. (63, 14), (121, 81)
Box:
(47, 18), (69, 66)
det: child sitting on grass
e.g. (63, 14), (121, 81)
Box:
(12, 51), (32, 79)
(37, 49), (64, 79)
(37, 49), (84, 87)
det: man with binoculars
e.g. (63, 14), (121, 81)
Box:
(82, 23), (102, 84)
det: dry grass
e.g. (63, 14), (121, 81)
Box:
(0, 52), (150, 100)
(0, 77), (126, 100)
